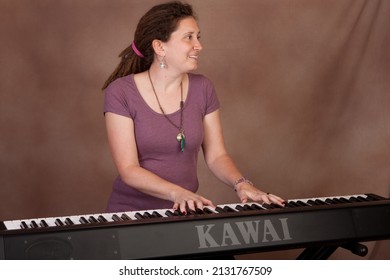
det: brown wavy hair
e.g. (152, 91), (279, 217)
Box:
(102, 1), (196, 89)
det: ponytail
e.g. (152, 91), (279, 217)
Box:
(102, 45), (146, 90)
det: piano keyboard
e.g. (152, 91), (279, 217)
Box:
(1, 193), (389, 260)
(1, 193), (383, 231)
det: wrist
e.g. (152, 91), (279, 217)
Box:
(233, 177), (253, 192)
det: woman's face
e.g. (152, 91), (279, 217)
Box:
(163, 17), (203, 73)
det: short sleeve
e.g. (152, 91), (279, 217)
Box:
(203, 76), (220, 115)
(103, 76), (136, 119)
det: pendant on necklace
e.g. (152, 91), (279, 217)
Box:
(176, 132), (185, 152)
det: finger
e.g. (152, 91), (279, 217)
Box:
(179, 202), (187, 215)
(239, 193), (249, 204)
(173, 202), (179, 211)
(260, 194), (272, 204)
(268, 193), (283, 200)
(268, 193), (286, 207)
(196, 196), (213, 208)
(193, 200), (204, 211)
(202, 197), (215, 208)
(235, 189), (248, 203)
(186, 200), (196, 212)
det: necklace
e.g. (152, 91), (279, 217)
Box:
(147, 70), (185, 152)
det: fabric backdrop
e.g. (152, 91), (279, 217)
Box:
(1, 0), (389, 259)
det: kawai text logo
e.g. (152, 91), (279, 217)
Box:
(195, 218), (292, 249)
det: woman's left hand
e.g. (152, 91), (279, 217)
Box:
(235, 182), (285, 207)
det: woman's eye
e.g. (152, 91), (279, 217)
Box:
(185, 34), (200, 40)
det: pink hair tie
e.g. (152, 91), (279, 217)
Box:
(131, 41), (144, 58)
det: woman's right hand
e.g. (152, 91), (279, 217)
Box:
(171, 188), (215, 214)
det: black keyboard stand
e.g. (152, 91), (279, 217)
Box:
(296, 242), (368, 260)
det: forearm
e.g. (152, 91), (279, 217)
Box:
(118, 165), (214, 211)
(118, 165), (181, 202)
(207, 153), (285, 206)
(206, 153), (244, 189)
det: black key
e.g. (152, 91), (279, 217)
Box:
(216, 206), (236, 213)
(143, 212), (153, 218)
(309, 199), (328, 205)
(325, 198), (336, 204)
(165, 210), (183, 217)
(112, 214), (121, 221)
(315, 199), (328, 205)
(121, 213), (131, 220)
(295, 200), (309, 207)
(358, 195), (372, 201)
(366, 193), (384, 201)
(332, 198), (343, 204)
(88, 216), (99, 223)
(250, 204), (264, 210)
(195, 208), (205, 214)
(349, 197), (357, 202)
(173, 210), (183, 216)
(306, 200), (318, 206)
(243, 204), (255, 210)
(79, 217), (89, 224)
(286, 201), (300, 207)
(270, 203), (283, 208)
(20, 221), (29, 229)
(55, 219), (64, 226)
(203, 207), (214, 214)
(151, 211), (163, 218)
(134, 212), (144, 220)
(235, 204), (253, 211)
(339, 197), (350, 203)
(165, 210), (174, 217)
(65, 218), (74, 225)
(187, 210), (197, 215)
(262, 203), (274, 209)
(97, 215), (108, 222)
(349, 196), (364, 202)
(40, 220), (49, 227)
(223, 206), (236, 212)
(30, 220), (39, 228)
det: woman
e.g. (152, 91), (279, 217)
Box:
(102, 1), (284, 214)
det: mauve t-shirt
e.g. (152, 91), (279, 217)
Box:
(103, 73), (220, 212)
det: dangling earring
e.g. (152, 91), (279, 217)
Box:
(159, 56), (167, 69)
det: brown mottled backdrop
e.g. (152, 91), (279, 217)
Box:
(0, 0), (389, 259)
